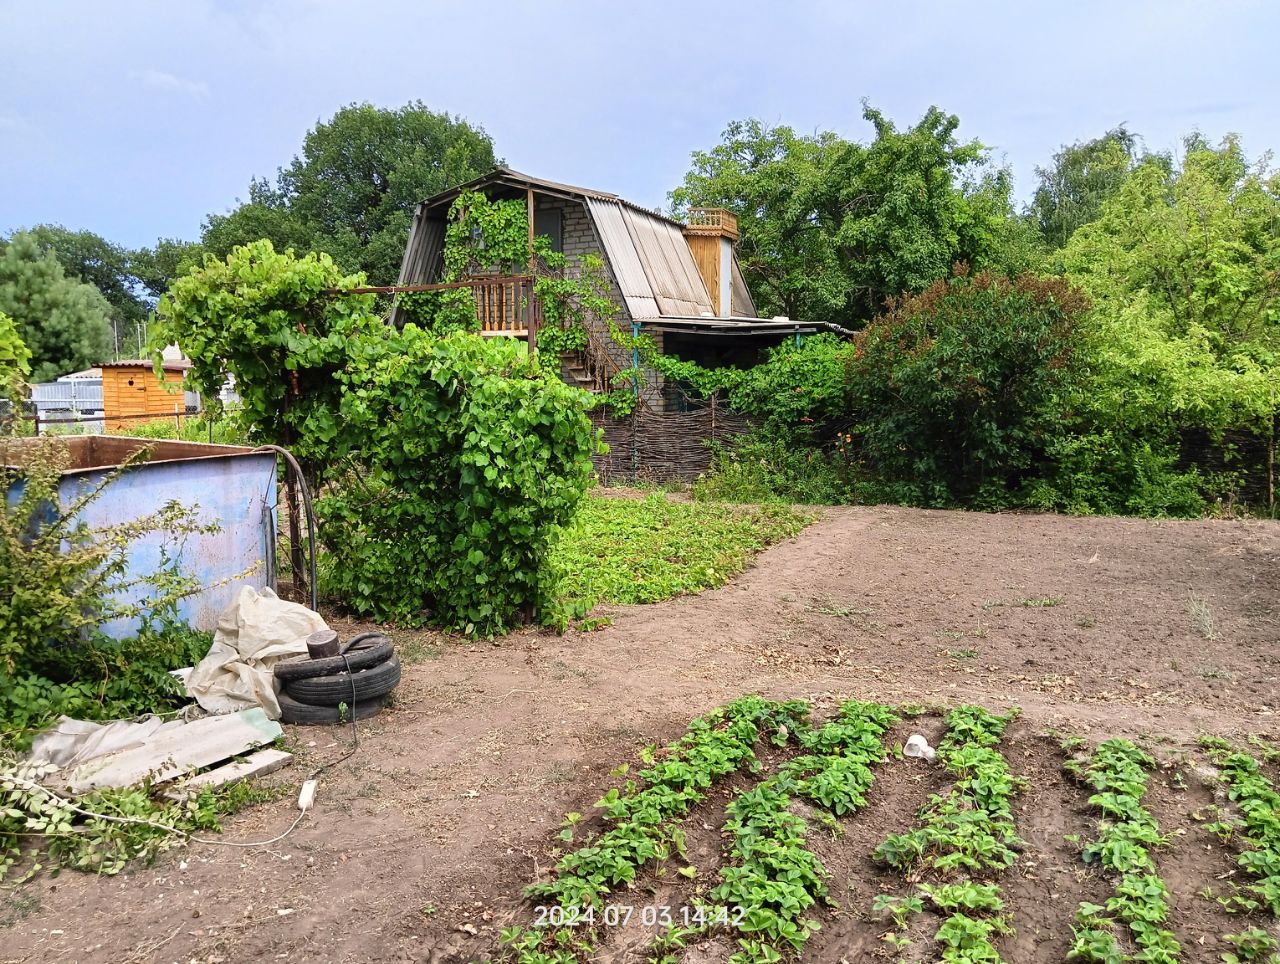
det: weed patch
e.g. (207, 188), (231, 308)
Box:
(551, 494), (811, 616)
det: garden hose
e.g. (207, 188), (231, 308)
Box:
(253, 444), (318, 612)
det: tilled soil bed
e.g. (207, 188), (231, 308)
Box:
(4, 504), (1278, 964)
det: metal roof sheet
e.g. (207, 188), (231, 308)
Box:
(585, 199), (660, 319)
(585, 199), (713, 318)
(729, 258), (757, 318)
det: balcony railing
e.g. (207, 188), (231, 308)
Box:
(685, 207), (739, 240)
(467, 275), (539, 338)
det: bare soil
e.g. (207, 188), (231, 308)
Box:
(4, 505), (1279, 964)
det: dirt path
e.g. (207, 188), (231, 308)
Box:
(5, 506), (1278, 964)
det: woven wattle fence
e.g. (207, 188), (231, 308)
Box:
(591, 397), (752, 484)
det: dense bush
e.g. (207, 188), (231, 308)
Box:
(152, 240), (388, 479)
(844, 270), (1084, 506)
(318, 329), (597, 632)
(160, 239), (601, 634)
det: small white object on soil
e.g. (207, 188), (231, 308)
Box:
(903, 734), (937, 763)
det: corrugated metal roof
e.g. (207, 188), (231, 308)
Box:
(729, 258), (757, 318)
(587, 199), (713, 318)
(396, 208), (445, 285)
(585, 199), (660, 319)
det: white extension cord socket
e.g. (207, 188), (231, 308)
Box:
(297, 779), (318, 811)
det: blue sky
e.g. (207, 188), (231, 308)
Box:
(1, 0), (1276, 250)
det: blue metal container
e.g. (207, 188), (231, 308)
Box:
(6, 437), (277, 638)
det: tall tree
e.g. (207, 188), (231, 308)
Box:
(1059, 135), (1280, 491)
(1029, 127), (1146, 249)
(202, 102), (498, 284)
(8, 224), (150, 355)
(131, 237), (206, 303)
(0, 234), (112, 381)
(671, 104), (1025, 324)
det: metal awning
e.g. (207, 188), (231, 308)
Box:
(638, 317), (855, 338)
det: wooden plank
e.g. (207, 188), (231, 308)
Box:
(161, 748), (294, 801)
(60, 708), (284, 794)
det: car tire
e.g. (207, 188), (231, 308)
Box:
(283, 654), (402, 707)
(276, 689), (386, 725)
(273, 634), (393, 682)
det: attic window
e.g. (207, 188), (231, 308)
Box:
(534, 208), (563, 254)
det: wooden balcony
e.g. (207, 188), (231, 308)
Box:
(468, 275), (540, 339)
(684, 207), (739, 240)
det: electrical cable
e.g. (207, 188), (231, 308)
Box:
(12, 634), (372, 850)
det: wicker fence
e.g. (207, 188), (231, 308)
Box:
(591, 397), (752, 484)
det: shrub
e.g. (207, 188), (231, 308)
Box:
(160, 243), (602, 635)
(319, 328), (597, 633)
(846, 269), (1086, 507)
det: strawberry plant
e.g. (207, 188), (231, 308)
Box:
(1198, 737), (1280, 926)
(525, 696), (810, 914)
(1065, 738), (1181, 963)
(872, 705), (1023, 963)
(711, 700), (898, 964)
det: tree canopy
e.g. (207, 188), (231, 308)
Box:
(0, 233), (112, 381)
(1029, 126), (1148, 249)
(670, 104), (1030, 324)
(201, 102), (498, 284)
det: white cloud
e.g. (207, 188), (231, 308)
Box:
(129, 69), (209, 96)
(0, 114), (24, 130)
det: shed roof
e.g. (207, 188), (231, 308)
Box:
(99, 359), (191, 372)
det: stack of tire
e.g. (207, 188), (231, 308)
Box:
(273, 632), (400, 725)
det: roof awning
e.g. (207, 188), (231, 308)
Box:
(637, 317), (855, 338)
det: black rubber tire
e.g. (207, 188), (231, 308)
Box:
(283, 654), (402, 707)
(276, 689), (385, 725)
(273, 634), (393, 682)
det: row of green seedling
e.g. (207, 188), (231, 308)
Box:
(872, 705), (1024, 963)
(1063, 738), (1181, 963)
(705, 699), (899, 964)
(503, 696), (811, 962)
(1198, 736), (1280, 963)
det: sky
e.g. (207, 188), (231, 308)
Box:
(1, 0), (1277, 251)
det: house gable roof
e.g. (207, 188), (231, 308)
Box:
(398, 166), (754, 321)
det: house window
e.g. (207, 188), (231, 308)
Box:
(534, 208), (563, 253)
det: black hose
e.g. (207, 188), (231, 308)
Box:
(254, 444), (318, 612)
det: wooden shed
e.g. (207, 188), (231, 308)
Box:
(99, 359), (192, 432)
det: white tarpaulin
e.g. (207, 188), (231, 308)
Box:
(186, 586), (327, 719)
(29, 715), (184, 769)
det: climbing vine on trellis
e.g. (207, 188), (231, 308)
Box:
(396, 192), (628, 404)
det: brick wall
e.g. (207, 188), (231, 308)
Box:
(535, 195), (665, 410)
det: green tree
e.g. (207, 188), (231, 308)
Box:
(1038, 135), (1280, 514)
(5, 225), (151, 356)
(1029, 127), (1146, 249)
(131, 237), (206, 303)
(0, 310), (31, 406)
(0, 234), (112, 381)
(202, 102), (498, 284)
(671, 104), (1025, 324)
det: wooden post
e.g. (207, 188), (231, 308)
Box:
(526, 187), (535, 273)
(526, 187), (537, 356)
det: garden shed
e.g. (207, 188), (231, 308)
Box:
(100, 359), (192, 432)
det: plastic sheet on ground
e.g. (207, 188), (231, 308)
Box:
(28, 716), (185, 769)
(186, 585), (328, 719)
